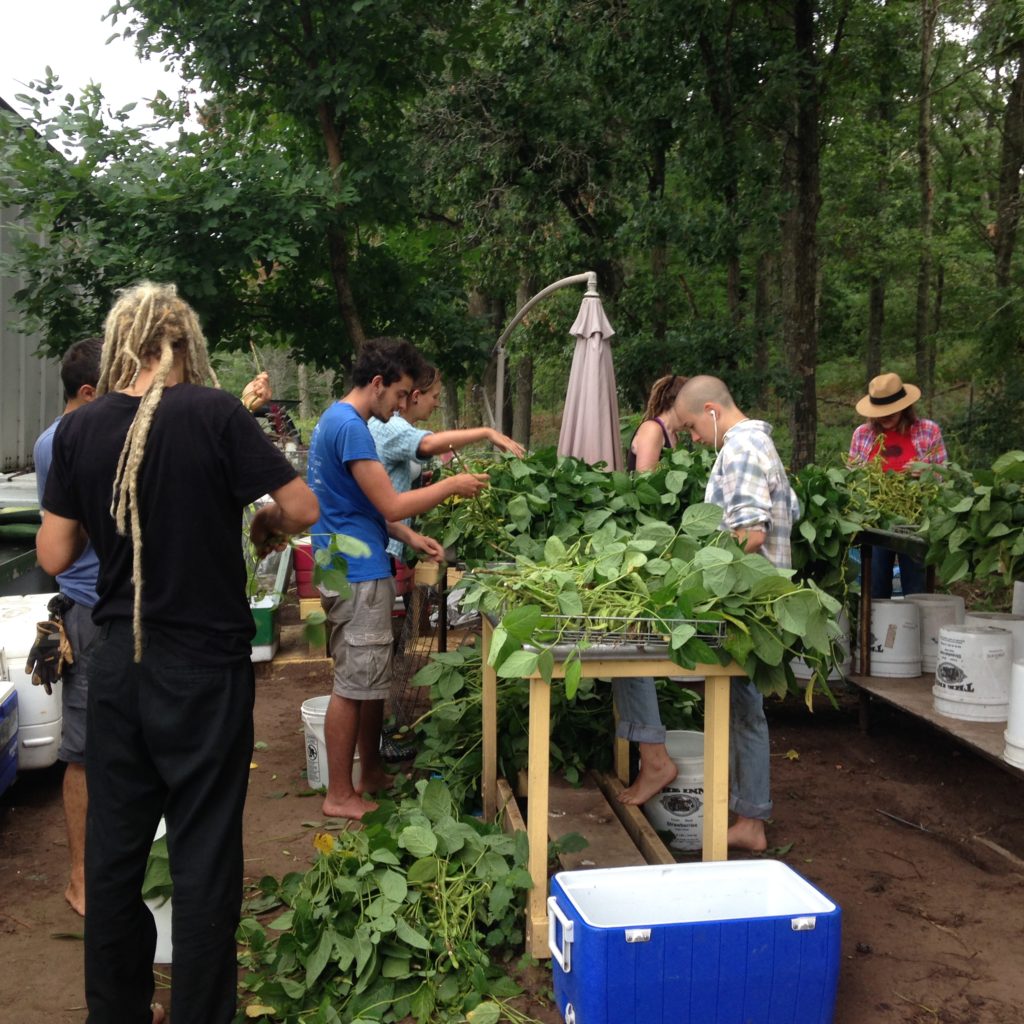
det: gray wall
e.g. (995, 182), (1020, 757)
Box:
(1, 204), (62, 472)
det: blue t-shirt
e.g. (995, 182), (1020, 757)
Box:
(34, 415), (101, 607)
(308, 401), (390, 582)
(368, 414), (431, 558)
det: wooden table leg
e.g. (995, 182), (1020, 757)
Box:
(702, 675), (730, 861)
(859, 543), (873, 676)
(481, 618), (498, 823)
(525, 675), (552, 957)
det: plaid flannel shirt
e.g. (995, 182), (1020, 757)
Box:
(848, 419), (946, 466)
(705, 419), (800, 570)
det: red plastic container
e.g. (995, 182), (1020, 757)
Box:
(294, 541), (318, 597)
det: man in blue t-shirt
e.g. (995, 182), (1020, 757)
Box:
(308, 337), (489, 821)
(33, 336), (103, 917)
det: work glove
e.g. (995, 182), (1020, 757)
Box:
(25, 618), (74, 695)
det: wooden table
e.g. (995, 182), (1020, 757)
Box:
(848, 671), (1024, 783)
(480, 617), (747, 956)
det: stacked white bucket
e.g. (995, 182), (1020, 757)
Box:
(868, 600), (921, 677)
(1010, 585), (1024, 767)
(643, 730), (704, 852)
(903, 594), (965, 673)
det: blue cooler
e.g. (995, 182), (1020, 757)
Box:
(548, 860), (840, 1024)
(0, 684), (18, 797)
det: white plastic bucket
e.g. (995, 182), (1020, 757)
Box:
(791, 609), (851, 681)
(933, 625), (1011, 722)
(964, 611), (1024, 662)
(869, 600), (922, 678)
(642, 730), (704, 852)
(144, 817), (173, 964)
(1004, 660), (1024, 768)
(300, 695), (360, 790)
(904, 594), (966, 673)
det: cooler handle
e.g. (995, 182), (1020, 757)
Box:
(547, 896), (573, 973)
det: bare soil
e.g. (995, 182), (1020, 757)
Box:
(2, 651), (1023, 1023)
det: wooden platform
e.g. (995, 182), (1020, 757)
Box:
(848, 672), (1024, 783)
(500, 771), (676, 874)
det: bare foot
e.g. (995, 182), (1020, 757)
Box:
(727, 816), (768, 852)
(618, 758), (679, 805)
(151, 1003), (166, 1024)
(322, 793), (378, 820)
(64, 879), (85, 917)
(355, 770), (394, 795)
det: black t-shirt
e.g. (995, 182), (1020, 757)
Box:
(43, 384), (297, 663)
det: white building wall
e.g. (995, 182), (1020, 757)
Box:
(1, 204), (62, 473)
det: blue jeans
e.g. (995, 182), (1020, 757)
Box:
(612, 675), (772, 820)
(869, 548), (927, 598)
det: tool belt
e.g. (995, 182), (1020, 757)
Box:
(24, 594), (76, 695)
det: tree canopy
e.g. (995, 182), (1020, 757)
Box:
(2, 0), (1023, 464)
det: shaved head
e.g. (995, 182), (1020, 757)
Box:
(677, 375), (736, 414)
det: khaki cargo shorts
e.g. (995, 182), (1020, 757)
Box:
(322, 577), (395, 700)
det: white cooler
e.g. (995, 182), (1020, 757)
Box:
(0, 594), (63, 770)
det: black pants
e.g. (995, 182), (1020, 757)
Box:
(84, 621), (255, 1024)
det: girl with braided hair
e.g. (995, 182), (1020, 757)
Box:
(38, 281), (319, 1024)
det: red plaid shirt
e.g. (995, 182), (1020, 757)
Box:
(848, 419), (946, 466)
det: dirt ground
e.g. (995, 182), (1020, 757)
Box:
(2, 639), (1024, 1024)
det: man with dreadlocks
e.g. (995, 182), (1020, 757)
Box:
(37, 281), (319, 1024)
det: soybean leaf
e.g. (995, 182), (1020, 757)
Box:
(502, 605), (543, 642)
(395, 917), (432, 950)
(564, 657), (582, 700)
(398, 825), (437, 858)
(682, 502), (724, 536)
(496, 650), (540, 678)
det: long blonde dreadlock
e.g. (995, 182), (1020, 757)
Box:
(99, 282), (221, 660)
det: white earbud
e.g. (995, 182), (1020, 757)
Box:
(710, 409), (717, 420)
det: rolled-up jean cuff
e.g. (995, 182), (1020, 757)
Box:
(615, 719), (667, 744)
(729, 795), (772, 820)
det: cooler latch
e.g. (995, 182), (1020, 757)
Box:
(547, 896), (574, 973)
(791, 916), (817, 931)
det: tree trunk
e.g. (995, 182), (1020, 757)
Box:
(512, 357), (533, 448)
(699, 13), (743, 326)
(297, 362), (311, 423)
(650, 137), (669, 342)
(779, 0), (822, 471)
(753, 252), (771, 403)
(867, 276), (885, 383)
(443, 375), (459, 430)
(915, 0), (938, 387)
(993, 43), (1024, 298)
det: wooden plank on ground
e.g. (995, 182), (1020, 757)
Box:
(496, 778), (526, 836)
(849, 672), (1024, 783)
(547, 774), (647, 871)
(591, 770), (677, 865)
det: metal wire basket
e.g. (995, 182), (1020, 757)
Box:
(531, 615), (726, 652)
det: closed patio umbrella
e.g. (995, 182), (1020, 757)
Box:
(557, 290), (623, 471)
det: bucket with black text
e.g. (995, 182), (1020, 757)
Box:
(904, 594), (966, 673)
(643, 730), (704, 852)
(933, 625), (1011, 722)
(300, 695), (359, 790)
(1004, 660), (1024, 768)
(869, 599), (922, 678)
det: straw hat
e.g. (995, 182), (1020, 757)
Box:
(855, 372), (921, 418)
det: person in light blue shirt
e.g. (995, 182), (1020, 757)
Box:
(368, 364), (525, 560)
(307, 339), (490, 822)
(33, 336), (103, 917)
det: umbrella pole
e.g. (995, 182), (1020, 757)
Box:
(489, 271), (598, 432)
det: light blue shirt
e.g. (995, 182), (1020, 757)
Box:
(368, 414), (431, 559)
(34, 416), (100, 607)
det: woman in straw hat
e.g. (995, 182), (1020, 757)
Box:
(849, 372), (946, 596)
